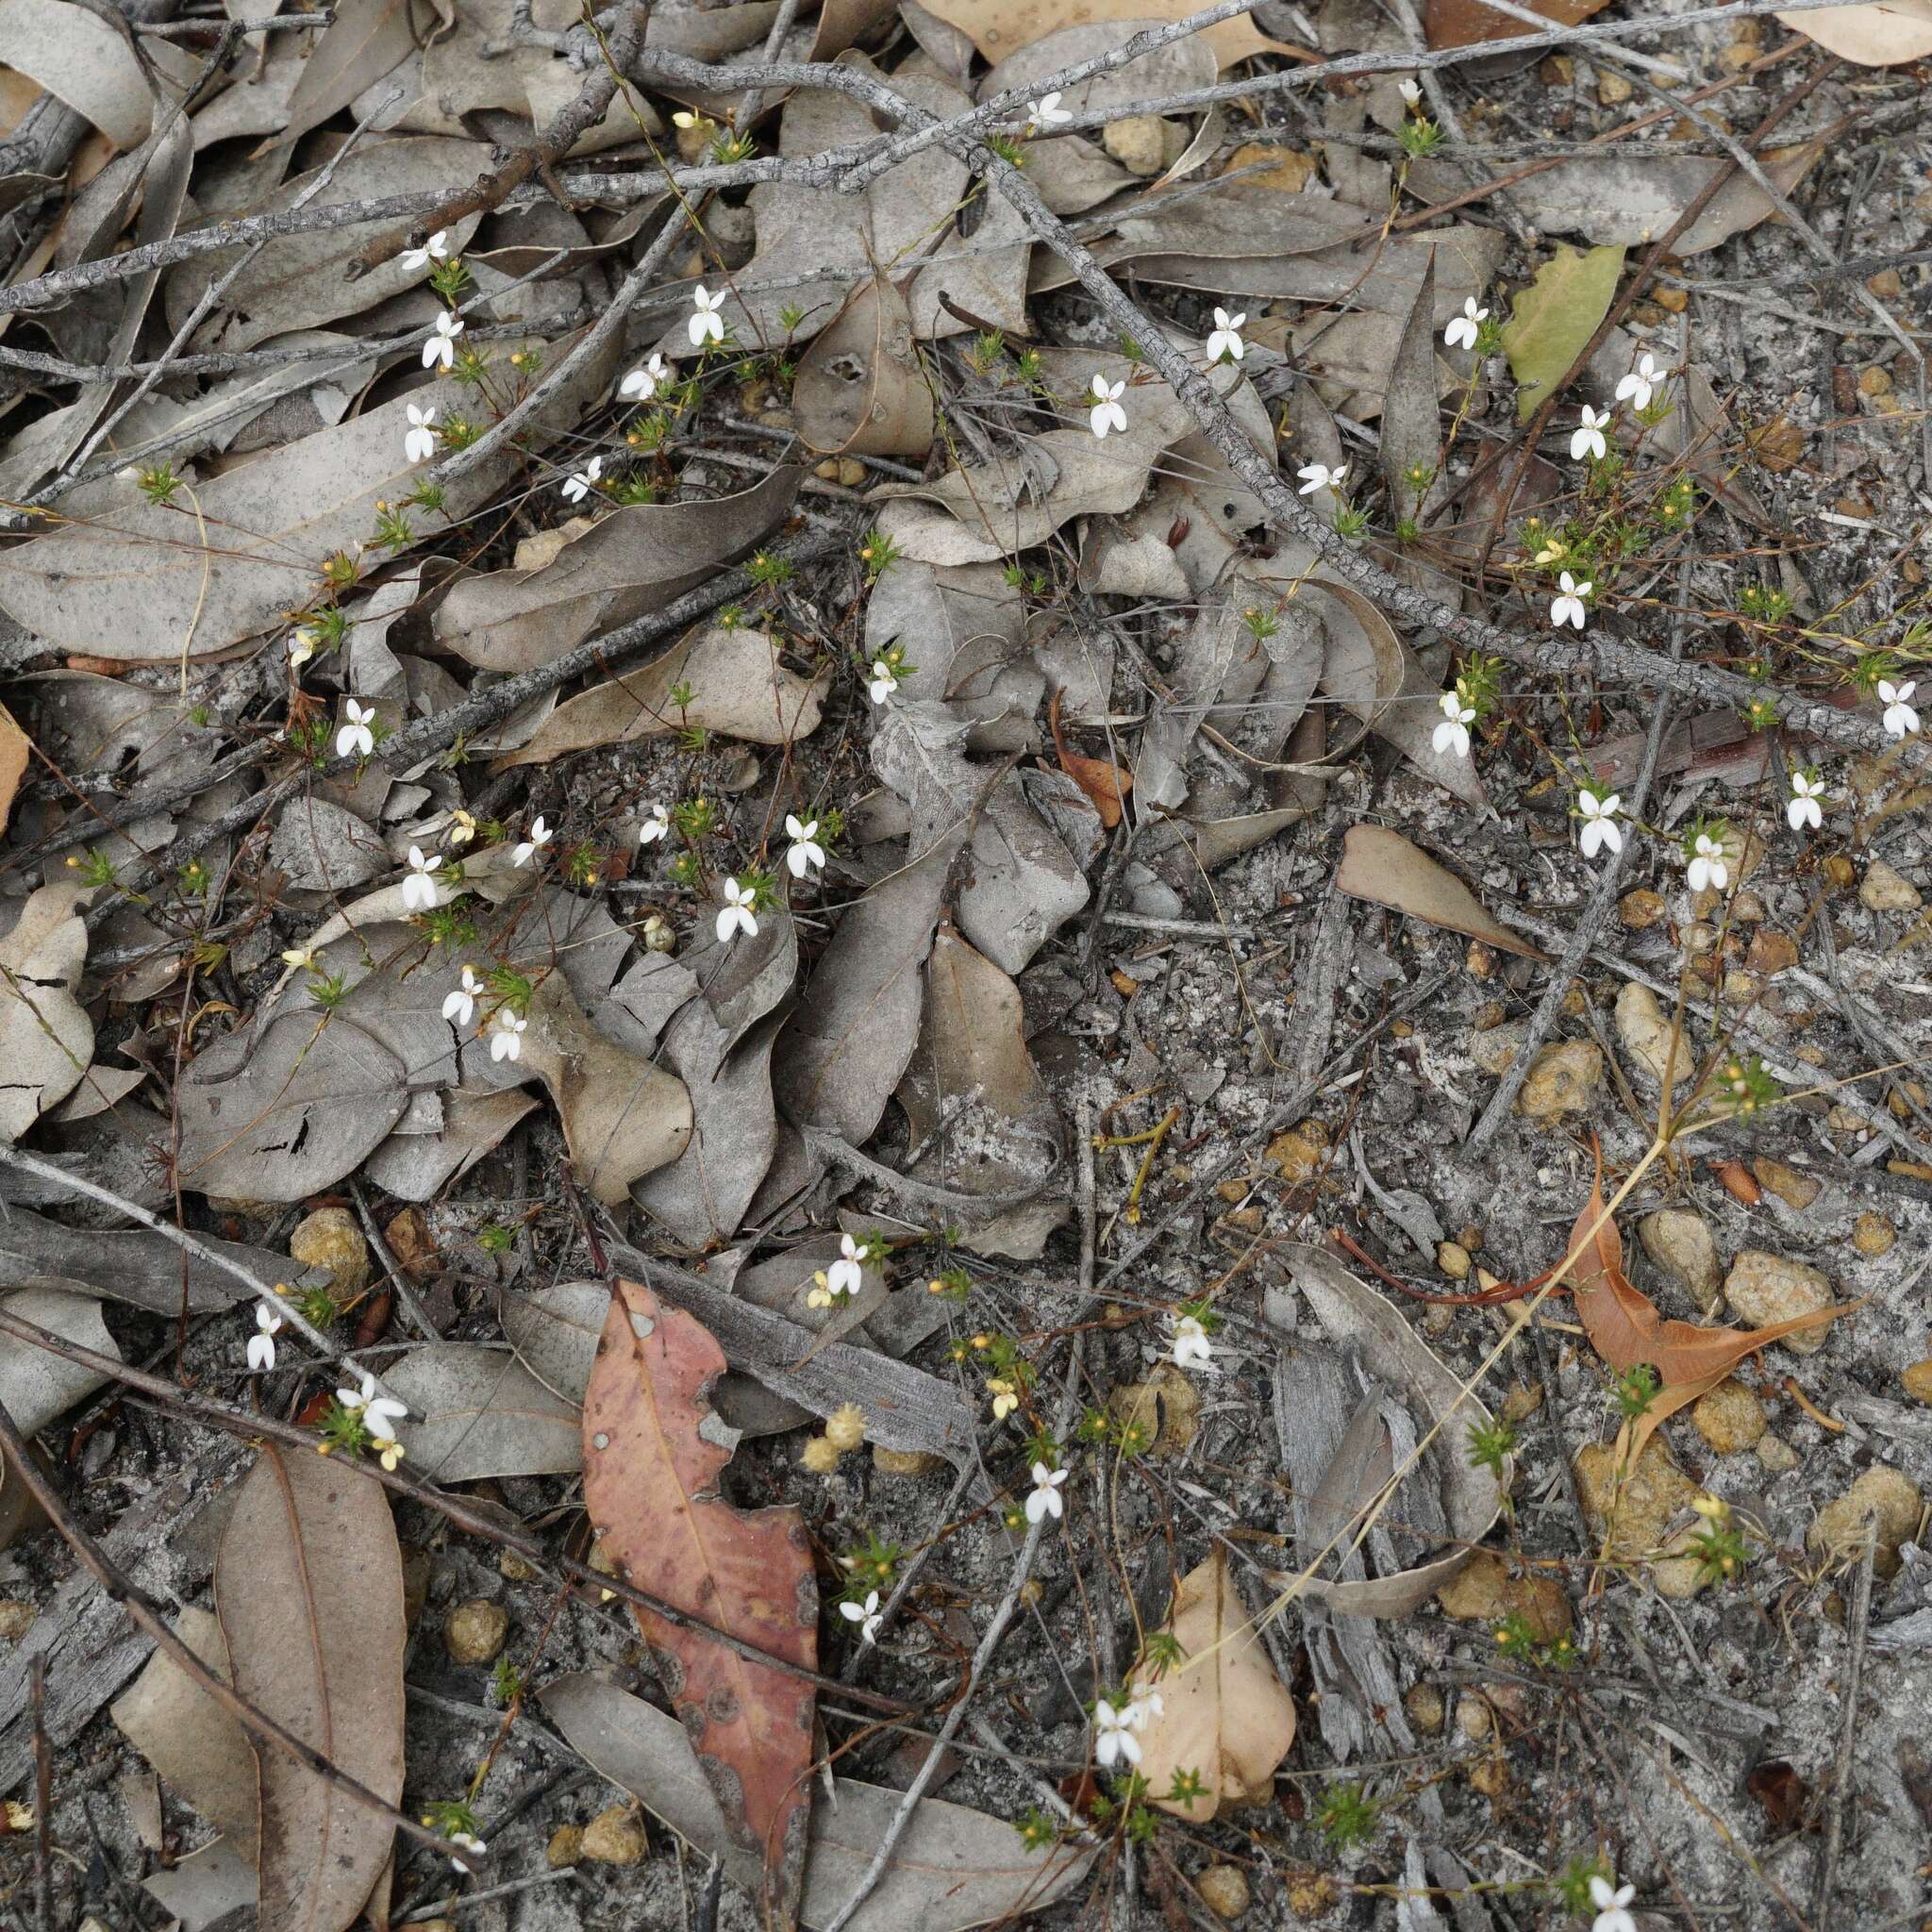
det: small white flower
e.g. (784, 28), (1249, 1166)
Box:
(785, 814), (825, 879)
(1589, 1875), (1638, 1932)
(840, 1590), (883, 1643)
(449, 1831), (486, 1866)
(1170, 1313), (1213, 1370)
(337, 1370), (408, 1442)
(637, 803), (671, 845)
(868, 658), (900, 705)
(1399, 77), (1423, 108)
(1030, 92), (1073, 127)
(442, 965), (484, 1026)
(1570, 403), (1609, 462)
(1615, 352), (1662, 411)
(280, 945), (317, 971)
(1433, 689), (1475, 758)
(423, 309), (463, 371)
(1206, 307), (1246, 364)
(288, 626), (319, 671)
(246, 1303), (282, 1374)
(1124, 1684), (1164, 1729)
(1878, 678), (1920, 739)
(1025, 1460), (1067, 1525)
(489, 1010), (526, 1063)
(1443, 295), (1488, 352)
(1787, 770), (1824, 833)
(1577, 788), (1623, 860)
(620, 352), (668, 402)
(336, 697), (375, 758)
(447, 808), (478, 847)
(512, 815), (553, 868)
(1297, 461), (1345, 496)
(404, 402), (437, 464)
(688, 284), (725, 347)
(824, 1232), (863, 1301)
(1093, 1700), (1141, 1768)
(1550, 572), (1591, 630)
(716, 876), (758, 943)
(399, 229), (449, 272)
(1089, 374), (1126, 440)
(1687, 832), (1729, 894)
(401, 845), (441, 912)
(560, 456), (602, 504)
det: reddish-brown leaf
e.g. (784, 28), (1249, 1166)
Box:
(1567, 1139), (1850, 1390)
(582, 1278), (817, 1930)
(1049, 687), (1131, 828)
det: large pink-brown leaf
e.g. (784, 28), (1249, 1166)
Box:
(582, 1278), (817, 1929)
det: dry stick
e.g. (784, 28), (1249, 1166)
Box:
(1814, 1524), (1877, 1932)
(0, 1304), (913, 1715)
(349, 1176), (444, 1340)
(0, 1397), (473, 1871)
(638, 43), (1898, 763)
(28, 1657), (53, 1932)
(1465, 572), (1690, 1153)
(0, 1141), (398, 1396)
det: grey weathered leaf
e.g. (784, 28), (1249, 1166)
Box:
(216, 1445), (406, 1932)
(363, 1088), (541, 1201)
(0, 1288), (117, 1437)
(0, 1206), (308, 1314)
(864, 558), (1035, 749)
(1334, 824), (1549, 963)
(384, 1342), (581, 1480)
(0, 884), (95, 1142)
(1380, 252), (1448, 524)
(541, 1672), (1095, 1932)
(142, 1839), (258, 1932)
(0, 0), (157, 146)
(275, 0), (428, 149)
(436, 468), (801, 673)
(794, 275), (935, 456)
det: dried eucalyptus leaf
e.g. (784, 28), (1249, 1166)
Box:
(0, 884), (95, 1142)
(385, 1342), (582, 1480)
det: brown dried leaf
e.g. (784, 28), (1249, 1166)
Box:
(1047, 687), (1129, 827)
(0, 695), (32, 837)
(793, 274), (935, 456)
(582, 1278), (818, 1928)
(1129, 1548), (1296, 1821)
(917, 0), (1306, 69)
(1774, 0), (1932, 63)
(1334, 824), (1549, 961)
(1426, 0), (1607, 50)
(216, 1444), (406, 1932)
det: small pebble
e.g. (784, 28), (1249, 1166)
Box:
(1640, 1208), (1722, 1313)
(289, 1207), (369, 1296)
(444, 1598), (509, 1667)
(1515, 1040), (1604, 1121)
(1691, 1378), (1766, 1456)
(1809, 1466), (1924, 1577)
(1405, 1682), (1445, 1735)
(1723, 1251), (1834, 1353)
(1859, 858), (1922, 912)
(0, 1601), (36, 1642)
(546, 1823), (584, 1868)
(581, 1802), (647, 1866)
(1852, 1211), (1895, 1257)
(1196, 1864), (1251, 1921)
(1902, 1359), (1932, 1405)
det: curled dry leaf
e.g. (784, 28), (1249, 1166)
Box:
(793, 273), (935, 457)
(581, 1278), (818, 1930)
(0, 883), (96, 1142)
(1334, 824), (1549, 962)
(0, 701), (29, 836)
(1128, 1548), (1296, 1821)
(1047, 687), (1129, 827)
(216, 1444), (406, 1932)
(541, 1672), (1095, 1932)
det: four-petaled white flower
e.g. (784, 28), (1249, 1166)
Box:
(716, 876), (758, 943)
(423, 309), (464, 371)
(1443, 296), (1488, 352)
(489, 1010), (526, 1062)
(1433, 689), (1476, 758)
(404, 403), (437, 463)
(401, 845), (441, 912)
(1030, 92), (1073, 127)
(638, 803), (670, 845)
(447, 808), (477, 847)
(1297, 461), (1346, 496)
(513, 815), (552, 867)
(337, 1370), (408, 1442)
(1206, 308), (1246, 364)
(1589, 1875), (1638, 1932)
(442, 965), (484, 1027)
(1576, 789), (1623, 860)
(1089, 374), (1126, 440)
(868, 658), (900, 704)
(449, 1832), (486, 1866)
(1093, 1700), (1141, 1768)
(281, 945), (317, 971)
(1878, 678), (1920, 739)
(400, 229), (449, 271)
(288, 626), (319, 670)
(688, 284), (725, 347)
(621, 352), (668, 402)
(247, 1303), (282, 1373)
(1687, 831), (1729, 894)
(1170, 1313), (1213, 1371)
(336, 698), (375, 758)
(1399, 78), (1423, 108)
(1026, 1460), (1067, 1524)
(1124, 1684), (1164, 1729)
(1615, 352), (1662, 411)
(785, 814), (825, 879)
(1787, 770), (1824, 833)
(824, 1232), (864, 1301)
(561, 456), (602, 504)
(1571, 403), (1610, 462)
(840, 1590), (883, 1643)
(1550, 571), (1591, 630)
